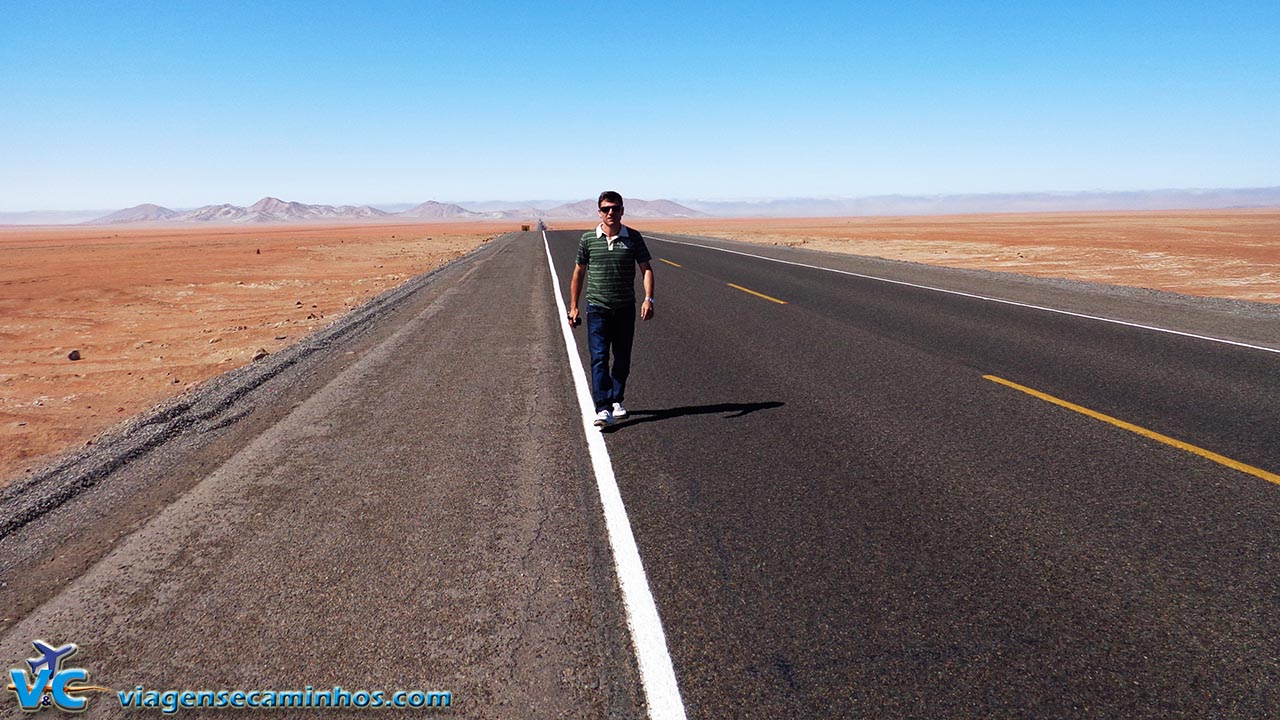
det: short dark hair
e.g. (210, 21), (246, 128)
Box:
(598, 190), (623, 207)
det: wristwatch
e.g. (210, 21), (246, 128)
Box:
(644, 297), (655, 303)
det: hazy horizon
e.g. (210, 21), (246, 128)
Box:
(5, 186), (1280, 227)
(8, 184), (1280, 212)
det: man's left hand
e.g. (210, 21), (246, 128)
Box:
(640, 299), (654, 321)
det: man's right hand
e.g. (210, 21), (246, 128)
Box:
(568, 307), (581, 328)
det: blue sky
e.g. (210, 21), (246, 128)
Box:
(1, 0), (1277, 211)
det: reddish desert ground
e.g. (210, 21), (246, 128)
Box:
(1, 209), (1277, 486)
(0, 222), (508, 485)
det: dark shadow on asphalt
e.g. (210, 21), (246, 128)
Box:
(603, 401), (785, 432)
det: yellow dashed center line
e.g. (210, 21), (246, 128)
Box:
(658, 258), (682, 268)
(985, 374), (1280, 486)
(727, 283), (787, 305)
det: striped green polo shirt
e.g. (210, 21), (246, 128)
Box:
(576, 225), (652, 309)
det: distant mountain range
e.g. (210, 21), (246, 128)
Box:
(1, 188), (1276, 226)
(677, 187), (1280, 217)
(81, 197), (708, 225)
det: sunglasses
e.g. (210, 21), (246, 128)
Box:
(598, 205), (623, 214)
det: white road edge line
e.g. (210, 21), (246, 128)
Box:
(650, 236), (1280, 356)
(542, 231), (688, 720)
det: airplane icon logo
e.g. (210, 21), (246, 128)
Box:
(27, 641), (77, 675)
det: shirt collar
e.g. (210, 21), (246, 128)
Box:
(595, 224), (629, 240)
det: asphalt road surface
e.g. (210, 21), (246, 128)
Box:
(544, 228), (1280, 719)
(3, 229), (1278, 718)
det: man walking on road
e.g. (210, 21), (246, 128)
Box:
(568, 191), (656, 428)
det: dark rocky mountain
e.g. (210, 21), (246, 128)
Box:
(396, 201), (483, 219)
(88, 203), (183, 224)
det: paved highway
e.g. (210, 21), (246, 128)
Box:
(545, 229), (1280, 718)
(1, 229), (1277, 718)
(1, 236), (644, 719)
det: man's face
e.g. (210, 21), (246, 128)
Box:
(599, 200), (623, 232)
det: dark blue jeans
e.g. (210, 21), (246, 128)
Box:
(586, 303), (636, 412)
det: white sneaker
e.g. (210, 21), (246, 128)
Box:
(594, 409), (612, 427)
(611, 402), (628, 419)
